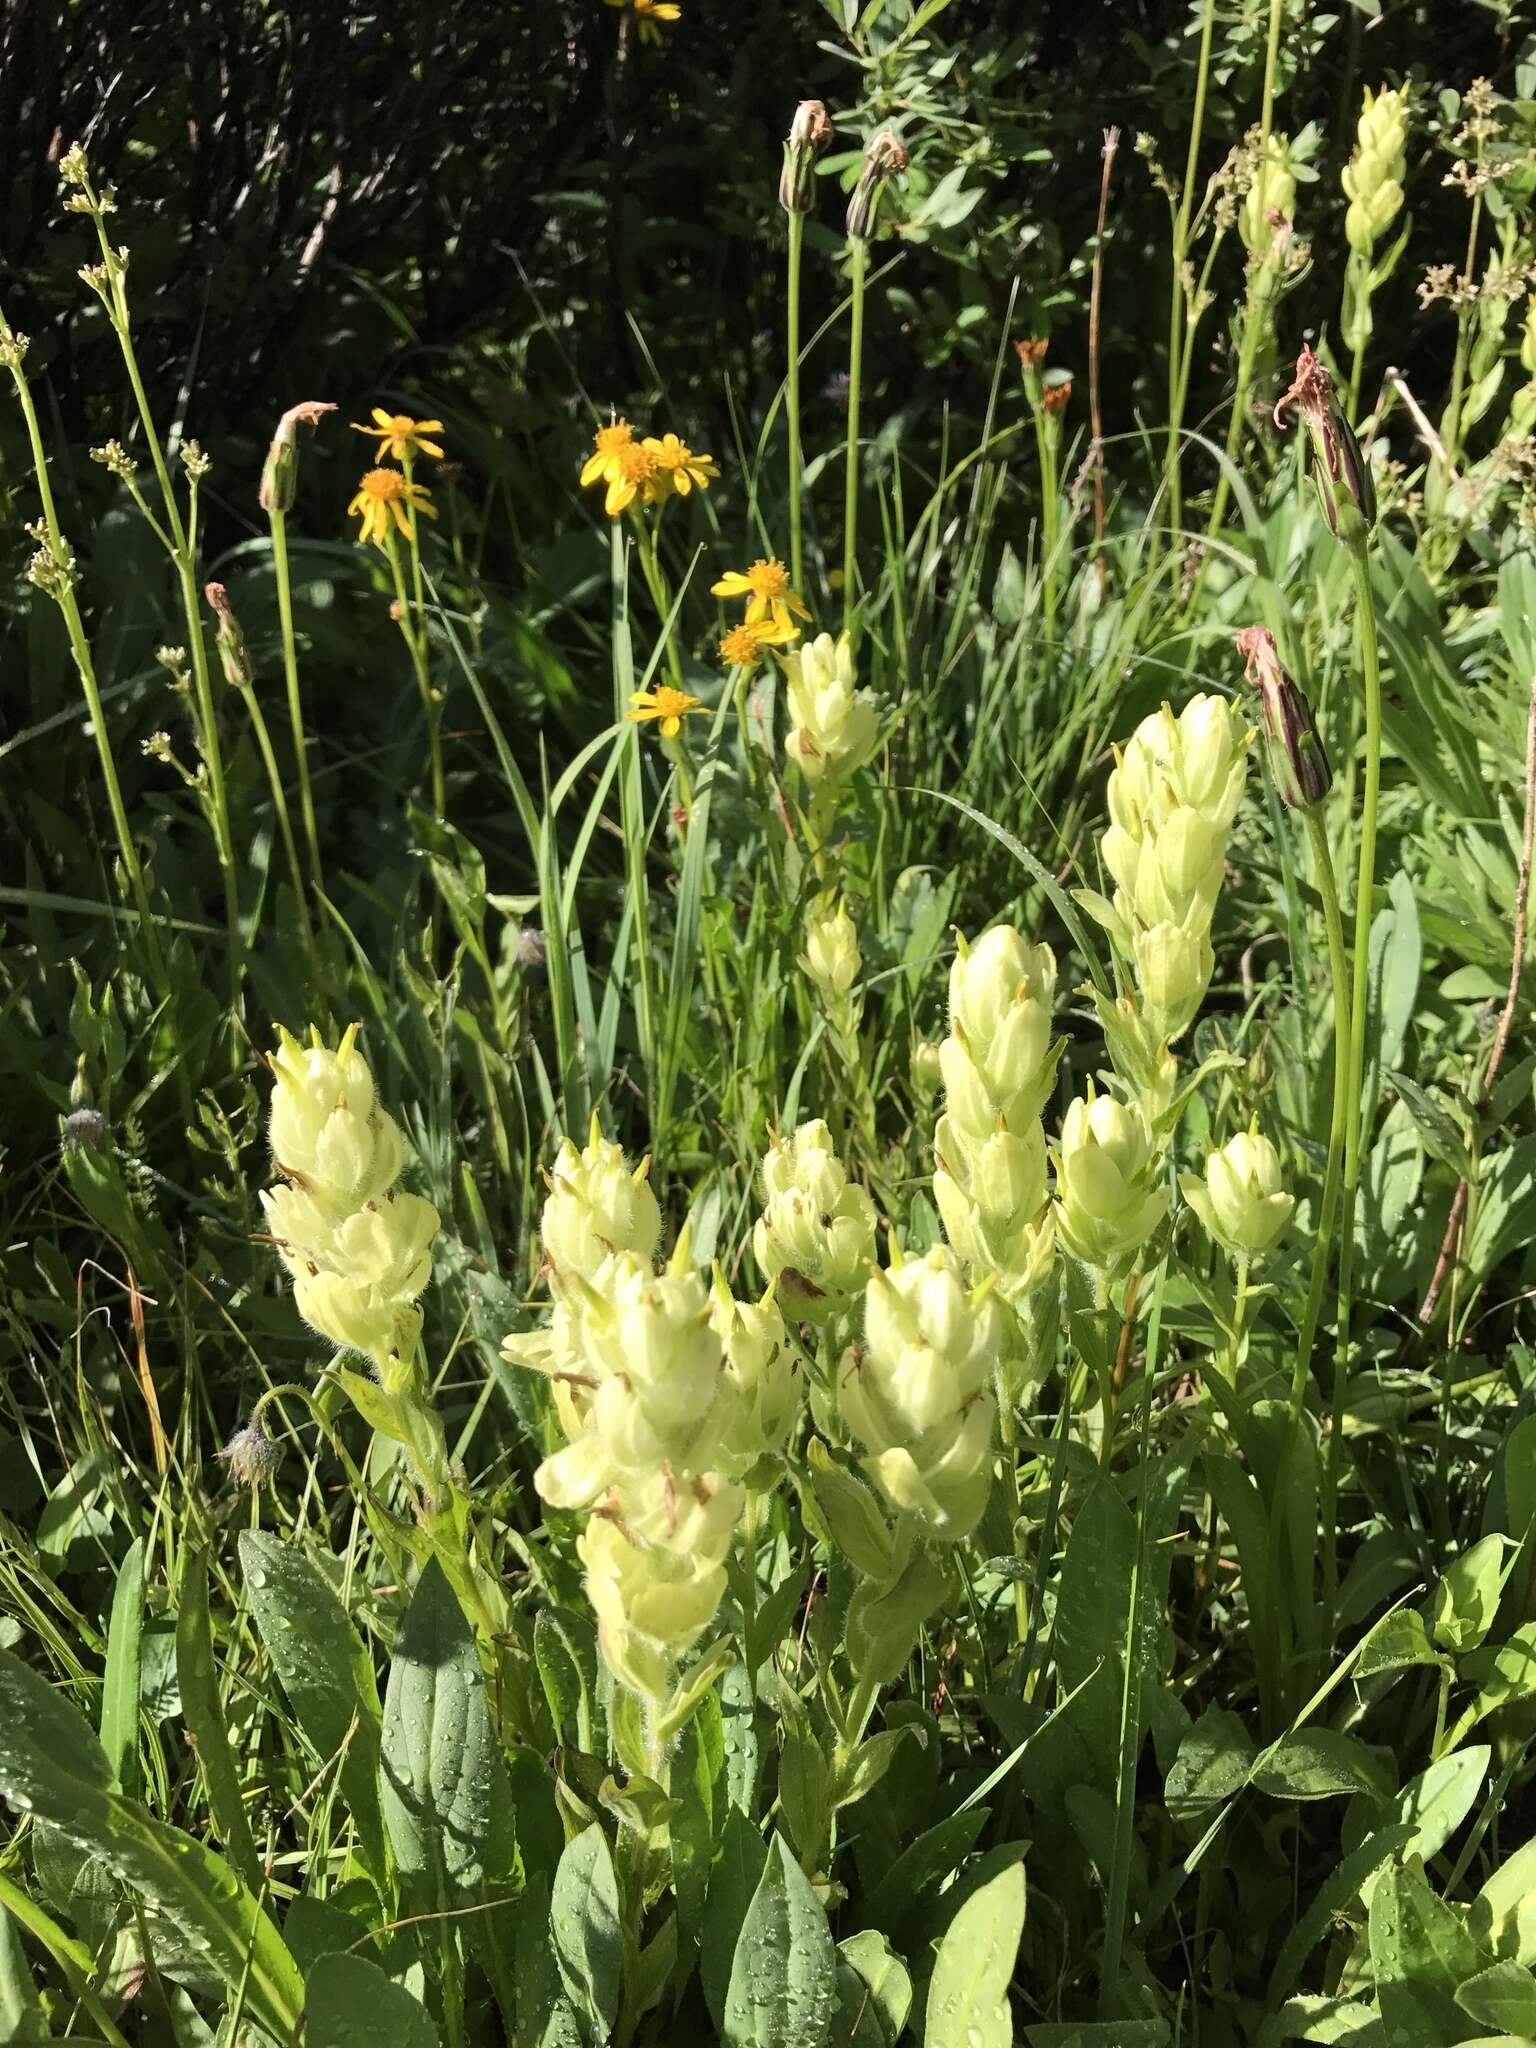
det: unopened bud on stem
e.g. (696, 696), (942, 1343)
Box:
(846, 132), (908, 243)
(1234, 626), (1331, 811)
(205, 582), (253, 693)
(260, 400), (337, 514)
(780, 99), (833, 215)
(1273, 344), (1375, 545)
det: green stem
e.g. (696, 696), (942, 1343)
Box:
(1325, 543), (1383, 1622)
(2, 354), (170, 996)
(1291, 809), (1351, 1417)
(843, 237), (869, 634)
(384, 535), (444, 813)
(633, 516), (688, 693)
(787, 208), (806, 596)
(1165, 0), (1217, 539)
(268, 504), (326, 897)
(1230, 1254), (1250, 1379)
(237, 683), (314, 953)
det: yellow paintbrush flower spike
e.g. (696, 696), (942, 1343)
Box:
(711, 556), (811, 637)
(606, 0), (681, 45)
(642, 432), (718, 501)
(628, 684), (702, 739)
(347, 467), (435, 547)
(351, 408), (445, 462)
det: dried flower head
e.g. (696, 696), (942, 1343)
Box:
(1015, 338), (1049, 370)
(62, 1107), (108, 1157)
(1042, 378), (1073, 417)
(260, 400), (337, 513)
(1273, 344), (1375, 543)
(846, 131), (908, 242)
(781, 98), (834, 213)
(0, 326), (30, 370)
(217, 1421), (282, 1488)
(181, 440), (211, 483)
(90, 439), (137, 480)
(514, 926), (547, 969)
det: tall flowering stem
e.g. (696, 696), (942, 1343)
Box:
(62, 148), (243, 992)
(842, 235), (868, 634)
(0, 324), (170, 999)
(781, 102), (831, 596)
(261, 402), (332, 902)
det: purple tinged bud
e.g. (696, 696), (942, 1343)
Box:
(1235, 627), (1332, 811)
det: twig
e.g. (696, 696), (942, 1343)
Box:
(1419, 667), (1536, 1324)
(1088, 128), (1119, 593)
(1384, 365), (1459, 484)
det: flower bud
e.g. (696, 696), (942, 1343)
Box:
(204, 582), (253, 693)
(1343, 86), (1407, 259)
(261, 1026), (439, 1371)
(1133, 921), (1215, 1047)
(800, 898), (861, 1004)
(932, 1121), (1054, 1304)
(941, 924), (1058, 1139)
(1240, 132), (1296, 258)
(1053, 1088), (1168, 1274)
(579, 1470), (742, 1703)
(846, 131), (908, 243)
(1234, 626), (1332, 811)
(753, 1119), (878, 1322)
(839, 1244), (1002, 1540)
(533, 1255), (730, 1509)
(780, 98), (833, 215)
(540, 1112), (661, 1289)
(1273, 345), (1376, 544)
(259, 400), (337, 515)
(266, 1024), (403, 1216)
(782, 632), (879, 786)
(710, 1268), (798, 1476)
(1181, 1127), (1294, 1259)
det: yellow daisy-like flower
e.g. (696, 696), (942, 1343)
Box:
(628, 684), (702, 739)
(347, 467), (436, 547)
(710, 557), (812, 637)
(351, 408), (445, 462)
(606, 0), (681, 45)
(642, 433), (719, 503)
(719, 619), (795, 670)
(580, 418), (636, 491)
(598, 440), (659, 518)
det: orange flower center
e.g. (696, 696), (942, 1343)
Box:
(616, 442), (657, 481)
(745, 558), (790, 598)
(382, 414), (418, 437)
(594, 420), (634, 457)
(652, 685), (696, 718)
(361, 468), (407, 500)
(720, 625), (765, 667)
(654, 437), (690, 469)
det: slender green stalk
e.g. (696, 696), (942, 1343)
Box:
(633, 515), (688, 693)
(1229, 1254), (1250, 1379)
(787, 208), (807, 596)
(268, 505), (326, 895)
(234, 681), (314, 955)
(1165, 0), (1217, 537)
(843, 237), (869, 634)
(1291, 809), (1351, 1416)
(1, 347), (170, 996)
(1323, 544), (1383, 1616)
(384, 534), (445, 814)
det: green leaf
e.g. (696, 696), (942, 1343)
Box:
(777, 1686), (830, 1868)
(0, 1900), (47, 2044)
(1252, 1727), (1394, 1802)
(550, 1822), (623, 2036)
(723, 1835), (838, 2048)
(1164, 1708), (1255, 1826)
(671, 1702), (720, 1970)
(1357, 1609), (1450, 1678)
(836, 1726), (918, 1810)
(239, 1531), (390, 1887)
(703, 1806), (770, 2035)
(534, 1606), (598, 1753)
(1385, 1069), (1468, 1177)
(380, 1560), (513, 1915)
(924, 1859), (1025, 2048)
(1370, 1861), (1491, 2042)
(305, 1950), (440, 2048)
(832, 1930), (911, 2047)
(0, 1648), (303, 2042)
(1433, 1535), (1511, 1654)
(859, 1807), (989, 1942)
(1381, 1748), (1491, 1892)
(1458, 1960), (1536, 2035)
(100, 1537), (144, 1796)
(175, 1547), (261, 1890)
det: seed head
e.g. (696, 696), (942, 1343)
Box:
(217, 1421), (282, 1488)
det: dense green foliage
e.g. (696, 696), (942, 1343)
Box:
(4, 2), (1536, 2045)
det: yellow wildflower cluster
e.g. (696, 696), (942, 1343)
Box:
(711, 555), (811, 671)
(605, 0), (680, 46)
(346, 408), (442, 548)
(580, 417), (717, 518)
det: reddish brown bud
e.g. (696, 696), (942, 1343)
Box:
(1235, 625), (1331, 811)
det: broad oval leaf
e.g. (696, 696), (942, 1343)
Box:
(550, 1821), (623, 2036)
(305, 1950), (440, 2047)
(724, 1834), (838, 2048)
(924, 1860), (1025, 2048)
